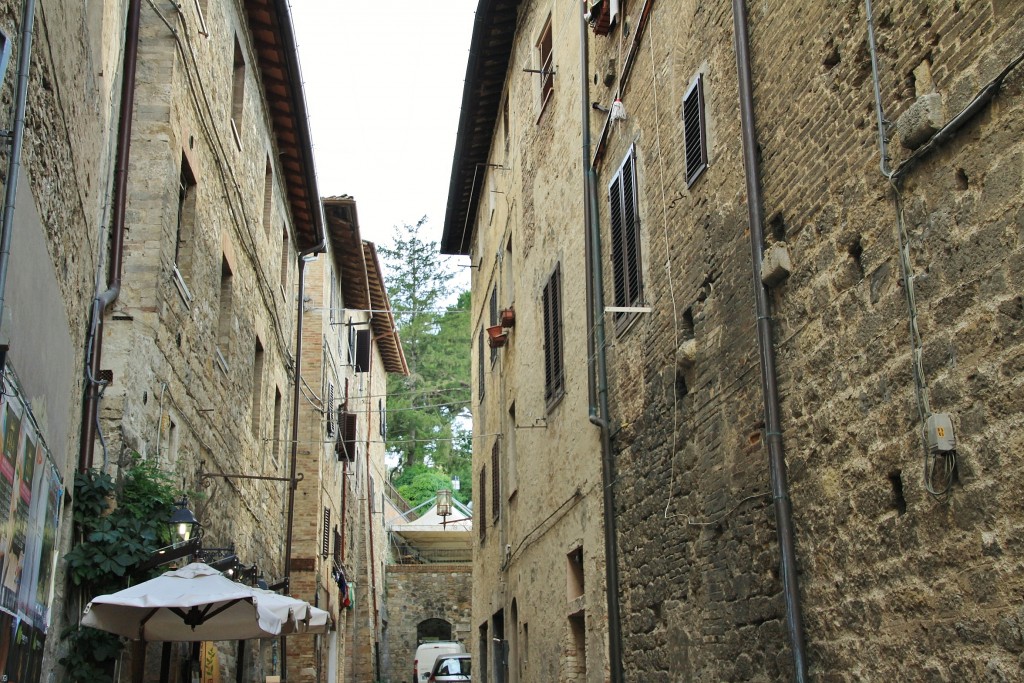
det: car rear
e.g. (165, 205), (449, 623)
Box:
(427, 653), (471, 682)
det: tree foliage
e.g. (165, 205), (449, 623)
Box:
(379, 218), (472, 503)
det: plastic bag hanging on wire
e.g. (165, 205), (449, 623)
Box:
(610, 97), (627, 122)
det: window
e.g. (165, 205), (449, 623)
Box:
(542, 264), (564, 406)
(506, 402), (517, 498)
(251, 338), (264, 437)
(230, 37), (245, 146)
(272, 388), (283, 466)
(682, 74), (708, 185)
(379, 399), (386, 438)
(355, 329), (371, 373)
(478, 328), (486, 399)
(536, 17), (554, 114)
(608, 146), (642, 328)
(262, 157), (274, 236)
(347, 317), (356, 366)
(489, 285), (498, 365)
(491, 440), (501, 521)
(217, 256), (234, 363)
(279, 229), (291, 293)
(502, 94), (510, 155)
(478, 466), (487, 542)
(326, 380), (335, 436)
(322, 507), (331, 558)
(175, 154), (197, 279)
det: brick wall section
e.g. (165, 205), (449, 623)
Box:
(384, 565), (473, 683)
(586, 0), (1024, 680)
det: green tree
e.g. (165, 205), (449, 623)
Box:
(379, 219), (471, 471)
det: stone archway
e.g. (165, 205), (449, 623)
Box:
(417, 617), (453, 644)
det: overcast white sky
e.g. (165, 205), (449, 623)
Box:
(290, 1), (479, 257)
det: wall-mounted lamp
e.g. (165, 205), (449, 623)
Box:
(170, 498), (199, 542)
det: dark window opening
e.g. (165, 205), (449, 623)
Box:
(479, 466), (487, 542)
(491, 440), (501, 521)
(175, 154), (197, 278)
(230, 37), (246, 144)
(251, 338), (264, 437)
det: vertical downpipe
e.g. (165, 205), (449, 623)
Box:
(731, 1), (808, 679)
(79, 0), (143, 472)
(284, 249), (313, 680)
(580, 5), (625, 683)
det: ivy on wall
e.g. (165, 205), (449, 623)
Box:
(60, 456), (181, 682)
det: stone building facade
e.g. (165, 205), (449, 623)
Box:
(0, 0), (121, 676)
(80, 0), (329, 679)
(445, 0), (1024, 681)
(443, 2), (613, 682)
(288, 195), (408, 681)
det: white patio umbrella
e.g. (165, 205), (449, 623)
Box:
(82, 562), (329, 642)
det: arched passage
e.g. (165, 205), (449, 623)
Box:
(417, 617), (453, 644)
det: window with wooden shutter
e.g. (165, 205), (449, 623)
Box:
(326, 381), (335, 436)
(537, 17), (554, 114)
(479, 466), (487, 542)
(489, 286), (498, 364)
(322, 507), (331, 558)
(333, 526), (342, 565)
(542, 264), (565, 407)
(478, 328), (486, 399)
(608, 146), (643, 329)
(355, 329), (371, 373)
(491, 440), (501, 521)
(337, 408), (358, 462)
(347, 317), (356, 365)
(683, 74), (708, 186)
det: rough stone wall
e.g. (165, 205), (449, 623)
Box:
(0, 0), (125, 677)
(585, 0), (1024, 681)
(467, 1), (611, 682)
(384, 565), (472, 683)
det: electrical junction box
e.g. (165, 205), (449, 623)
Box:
(925, 413), (956, 452)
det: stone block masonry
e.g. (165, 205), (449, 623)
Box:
(595, 0), (1024, 680)
(384, 565), (472, 683)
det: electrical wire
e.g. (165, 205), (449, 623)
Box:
(644, 19), (685, 520)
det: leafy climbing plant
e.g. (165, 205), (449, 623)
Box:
(61, 455), (181, 682)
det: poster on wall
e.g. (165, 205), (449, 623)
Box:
(0, 399), (22, 613)
(0, 367), (65, 681)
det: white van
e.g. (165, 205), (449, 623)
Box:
(414, 641), (466, 683)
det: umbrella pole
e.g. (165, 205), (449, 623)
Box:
(160, 642), (171, 683)
(131, 641), (146, 683)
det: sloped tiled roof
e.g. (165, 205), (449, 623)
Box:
(243, 0), (325, 250)
(441, 0), (523, 255)
(323, 197), (409, 376)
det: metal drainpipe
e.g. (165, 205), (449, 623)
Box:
(283, 240), (324, 680)
(731, 1), (808, 680)
(0, 0), (37, 337)
(580, 5), (624, 683)
(79, 0), (143, 472)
